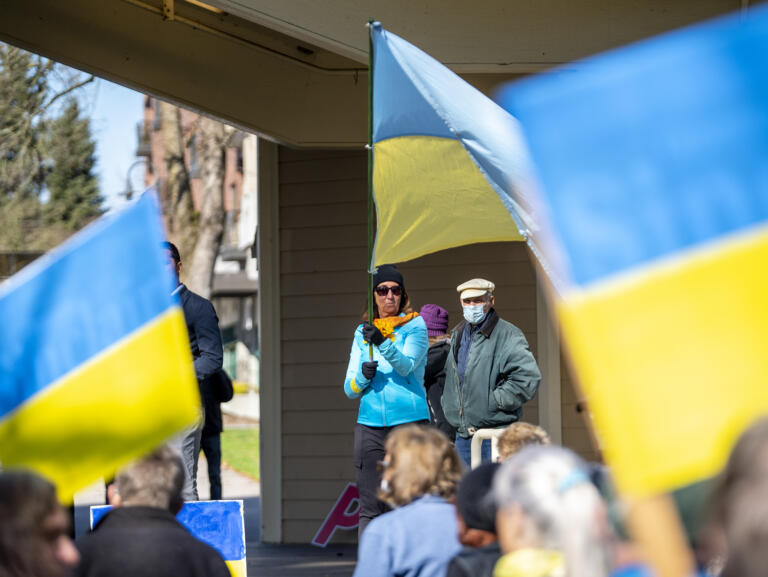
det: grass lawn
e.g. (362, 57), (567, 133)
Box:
(221, 428), (260, 481)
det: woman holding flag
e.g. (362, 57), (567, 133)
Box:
(344, 264), (431, 537)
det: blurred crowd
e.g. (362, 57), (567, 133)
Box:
(3, 263), (767, 577)
(4, 417), (768, 577)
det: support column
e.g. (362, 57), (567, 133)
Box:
(257, 139), (282, 543)
(536, 271), (562, 444)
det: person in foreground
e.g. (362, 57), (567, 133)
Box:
(446, 462), (502, 577)
(344, 264), (431, 536)
(353, 424), (463, 577)
(708, 416), (768, 577)
(75, 446), (230, 577)
(493, 445), (613, 577)
(0, 470), (80, 577)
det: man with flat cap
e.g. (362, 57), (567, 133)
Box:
(442, 278), (541, 466)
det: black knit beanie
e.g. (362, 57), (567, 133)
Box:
(372, 264), (404, 292)
(457, 462), (500, 533)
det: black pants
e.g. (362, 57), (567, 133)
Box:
(426, 382), (457, 442)
(354, 423), (393, 538)
(201, 432), (222, 500)
(354, 421), (428, 538)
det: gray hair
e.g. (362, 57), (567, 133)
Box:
(493, 445), (612, 577)
(115, 446), (185, 512)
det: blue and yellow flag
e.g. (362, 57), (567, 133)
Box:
(0, 192), (200, 501)
(498, 5), (768, 496)
(370, 22), (534, 267)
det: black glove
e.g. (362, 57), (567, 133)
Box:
(362, 323), (386, 346)
(361, 361), (378, 380)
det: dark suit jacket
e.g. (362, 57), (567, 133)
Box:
(177, 284), (223, 384)
(202, 369), (234, 436)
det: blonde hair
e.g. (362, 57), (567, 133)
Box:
(378, 424), (462, 507)
(497, 422), (551, 461)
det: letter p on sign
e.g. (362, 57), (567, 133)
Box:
(311, 483), (360, 547)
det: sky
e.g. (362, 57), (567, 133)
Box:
(80, 79), (145, 212)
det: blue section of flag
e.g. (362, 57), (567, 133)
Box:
(372, 23), (454, 142)
(0, 191), (177, 418)
(497, 5), (768, 287)
(91, 501), (245, 561)
(371, 22), (533, 228)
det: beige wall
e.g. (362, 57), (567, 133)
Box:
(276, 145), (595, 543)
(278, 147), (364, 542)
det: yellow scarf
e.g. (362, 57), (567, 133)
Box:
(493, 549), (564, 577)
(368, 312), (420, 342)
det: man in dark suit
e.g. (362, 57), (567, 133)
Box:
(201, 369), (233, 500)
(163, 242), (223, 501)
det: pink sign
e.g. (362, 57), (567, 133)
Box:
(311, 482), (360, 547)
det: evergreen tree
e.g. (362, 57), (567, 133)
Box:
(45, 99), (103, 231)
(0, 43), (52, 200)
(0, 43), (99, 251)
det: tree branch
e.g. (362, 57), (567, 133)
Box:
(41, 75), (96, 113)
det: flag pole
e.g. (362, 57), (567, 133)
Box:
(367, 18), (375, 361)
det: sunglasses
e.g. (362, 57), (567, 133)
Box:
(374, 285), (402, 297)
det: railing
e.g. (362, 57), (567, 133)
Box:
(470, 428), (507, 469)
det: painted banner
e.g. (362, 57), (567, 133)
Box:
(91, 500), (246, 576)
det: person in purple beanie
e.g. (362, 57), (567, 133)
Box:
(420, 304), (457, 441)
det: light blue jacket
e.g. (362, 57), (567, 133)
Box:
(353, 495), (461, 577)
(344, 314), (430, 427)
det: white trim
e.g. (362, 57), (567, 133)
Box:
(536, 271), (562, 445)
(256, 138), (282, 543)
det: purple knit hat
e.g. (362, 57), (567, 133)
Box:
(420, 304), (449, 337)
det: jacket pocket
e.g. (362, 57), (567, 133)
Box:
(441, 378), (460, 427)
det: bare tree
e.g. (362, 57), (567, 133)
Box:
(160, 101), (197, 261)
(155, 100), (231, 297)
(185, 116), (228, 297)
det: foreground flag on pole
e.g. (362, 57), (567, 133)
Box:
(498, 5), (768, 496)
(370, 22), (535, 267)
(0, 191), (200, 501)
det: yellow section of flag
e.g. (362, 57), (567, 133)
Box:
(373, 136), (521, 266)
(559, 225), (768, 495)
(0, 307), (199, 502)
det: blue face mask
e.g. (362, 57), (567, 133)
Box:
(463, 303), (487, 325)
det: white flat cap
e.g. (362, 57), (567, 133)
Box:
(457, 278), (495, 299)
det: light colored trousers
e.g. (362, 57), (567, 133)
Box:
(168, 409), (204, 501)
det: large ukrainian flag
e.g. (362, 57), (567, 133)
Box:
(0, 192), (200, 500)
(498, 5), (768, 496)
(370, 22), (534, 267)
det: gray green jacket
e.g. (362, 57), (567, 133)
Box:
(441, 309), (541, 439)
